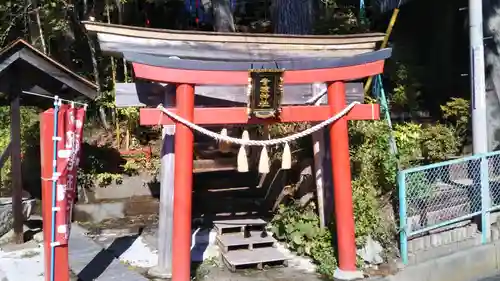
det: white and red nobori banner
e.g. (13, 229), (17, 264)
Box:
(54, 105), (86, 245)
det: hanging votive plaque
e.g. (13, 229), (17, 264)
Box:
(247, 69), (284, 119)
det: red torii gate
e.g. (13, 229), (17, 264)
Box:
(133, 48), (392, 281)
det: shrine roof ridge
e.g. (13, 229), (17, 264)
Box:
(83, 21), (385, 44)
(123, 48), (392, 72)
(83, 22), (385, 60)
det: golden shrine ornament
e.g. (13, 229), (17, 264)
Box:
(246, 68), (284, 119)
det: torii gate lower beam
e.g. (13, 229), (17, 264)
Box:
(131, 48), (391, 281)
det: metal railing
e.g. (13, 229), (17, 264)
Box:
(399, 150), (500, 264)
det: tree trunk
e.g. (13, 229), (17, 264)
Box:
(68, 3), (110, 130)
(26, 0), (47, 53)
(271, 0), (314, 35)
(212, 0), (235, 32)
(484, 0), (500, 151)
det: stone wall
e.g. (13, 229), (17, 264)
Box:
(374, 240), (500, 281)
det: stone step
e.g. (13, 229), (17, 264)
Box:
(193, 158), (237, 173)
(213, 218), (267, 235)
(217, 231), (276, 252)
(221, 247), (288, 272)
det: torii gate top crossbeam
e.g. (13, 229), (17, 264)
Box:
(126, 48), (391, 125)
(130, 49), (391, 85)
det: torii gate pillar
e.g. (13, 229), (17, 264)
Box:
(328, 81), (358, 274)
(172, 84), (195, 281)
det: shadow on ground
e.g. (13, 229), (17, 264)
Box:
(76, 229), (142, 281)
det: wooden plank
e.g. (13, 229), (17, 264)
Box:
(98, 33), (378, 52)
(139, 104), (380, 126)
(114, 82), (364, 108)
(10, 81), (23, 244)
(99, 38), (376, 61)
(312, 83), (327, 228)
(154, 88), (175, 278)
(214, 218), (267, 233)
(222, 248), (288, 266)
(193, 159), (236, 173)
(217, 231), (276, 249)
(322, 129), (335, 226)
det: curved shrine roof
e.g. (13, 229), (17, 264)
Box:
(83, 22), (386, 61)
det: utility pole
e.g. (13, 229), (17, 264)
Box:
(469, 0), (491, 243)
(469, 0), (488, 154)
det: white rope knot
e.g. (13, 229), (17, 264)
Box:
(156, 101), (361, 146)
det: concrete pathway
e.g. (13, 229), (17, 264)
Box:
(195, 263), (326, 281)
(0, 241), (44, 281)
(69, 224), (148, 281)
(0, 224), (150, 281)
(91, 225), (324, 281)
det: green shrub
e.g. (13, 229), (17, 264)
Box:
(0, 106), (40, 188)
(270, 118), (460, 276)
(440, 98), (470, 148)
(420, 124), (458, 162)
(393, 122), (423, 168)
(271, 202), (337, 277)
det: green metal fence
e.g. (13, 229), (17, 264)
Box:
(399, 151), (500, 264)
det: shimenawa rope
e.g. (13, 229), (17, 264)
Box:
(157, 101), (361, 146)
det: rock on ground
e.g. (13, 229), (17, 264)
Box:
(357, 236), (384, 265)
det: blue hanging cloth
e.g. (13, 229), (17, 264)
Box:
(185, 0), (235, 25)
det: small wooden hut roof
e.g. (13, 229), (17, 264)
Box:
(0, 39), (97, 106)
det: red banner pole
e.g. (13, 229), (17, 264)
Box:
(41, 104), (86, 281)
(40, 108), (69, 281)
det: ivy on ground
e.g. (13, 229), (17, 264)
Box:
(271, 202), (337, 278)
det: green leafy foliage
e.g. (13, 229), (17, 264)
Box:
(271, 116), (461, 276)
(349, 120), (398, 245)
(421, 124), (458, 161)
(95, 172), (123, 187)
(440, 98), (470, 148)
(393, 123), (423, 168)
(0, 106), (40, 188)
(121, 158), (142, 176)
(390, 63), (422, 116)
(271, 202), (337, 277)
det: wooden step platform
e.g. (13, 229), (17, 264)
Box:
(217, 231), (276, 252)
(221, 248), (289, 272)
(214, 218), (267, 234)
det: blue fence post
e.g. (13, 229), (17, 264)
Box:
(398, 171), (408, 264)
(481, 155), (491, 243)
